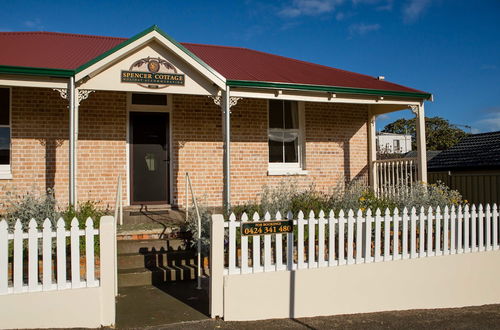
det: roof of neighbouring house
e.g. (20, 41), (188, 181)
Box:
(427, 131), (500, 171)
(0, 26), (431, 98)
(405, 150), (442, 161)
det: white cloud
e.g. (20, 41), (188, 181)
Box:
(480, 64), (498, 71)
(24, 18), (44, 30)
(402, 0), (431, 24)
(351, 0), (392, 10)
(474, 108), (500, 132)
(279, 0), (344, 18)
(349, 22), (381, 36)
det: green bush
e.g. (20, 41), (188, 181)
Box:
(2, 188), (59, 230)
(183, 203), (212, 256)
(61, 200), (110, 229)
(230, 179), (464, 218)
(2, 190), (109, 256)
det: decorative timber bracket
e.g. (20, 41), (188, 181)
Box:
(53, 88), (95, 106)
(209, 95), (242, 112)
(409, 104), (420, 116)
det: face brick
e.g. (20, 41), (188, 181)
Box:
(0, 88), (368, 210)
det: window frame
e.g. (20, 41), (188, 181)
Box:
(267, 100), (307, 176)
(0, 87), (11, 179)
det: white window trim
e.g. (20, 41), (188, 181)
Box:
(267, 100), (307, 176)
(0, 87), (12, 180)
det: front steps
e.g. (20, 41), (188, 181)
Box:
(117, 239), (198, 288)
(116, 206), (200, 288)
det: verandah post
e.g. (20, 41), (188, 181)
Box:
(412, 103), (427, 183)
(222, 86), (231, 212)
(368, 106), (377, 193)
(210, 214), (225, 318)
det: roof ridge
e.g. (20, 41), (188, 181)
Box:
(0, 30), (127, 41)
(469, 130), (500, 137)
(181, 42), (251, 51)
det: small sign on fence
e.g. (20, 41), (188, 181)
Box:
(241, 220), (293, 236)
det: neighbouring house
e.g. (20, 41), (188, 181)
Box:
(376, 132), (412, 154)
(0, 25), (432, 210)
(428, 131), (500, 205)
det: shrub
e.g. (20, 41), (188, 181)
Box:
(184, 203), (213, 256)
(2, 188), (59, 230)
(61, 200), (110, 229)
(231, 179), (464, 218)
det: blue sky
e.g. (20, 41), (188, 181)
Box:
(1, 0), (499, 133)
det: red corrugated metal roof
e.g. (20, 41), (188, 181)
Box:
(0, 31), (426, 94)
(0, 31), (125, 70)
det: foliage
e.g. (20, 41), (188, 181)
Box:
(2, 188), (59, 230)
(229, 179), (464, 218)
(381, 116), (469, 151)
(61, 200), (110, 229)
(184, 203), (213, 256)
(2, 190), (109, 255)
(390, 181), (464, 211)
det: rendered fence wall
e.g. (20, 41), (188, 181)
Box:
(211, 204), (500, 320)
(0, 216), (116, 329)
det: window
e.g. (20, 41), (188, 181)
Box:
(268, 100), (306, 175)
(393, 139), (400, 152)
(0, 88), (11, 178)
(131, 93), (167, 106)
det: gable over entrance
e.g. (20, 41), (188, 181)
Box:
(77, 39), (221, 95)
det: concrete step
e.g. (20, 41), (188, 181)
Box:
(117, 238), (187, 255)
(121, 207), (185, 226)
(117, 250), (196, 270)
(118, 263), (198, 288)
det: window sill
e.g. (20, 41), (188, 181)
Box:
(267, 168), (308, 176)
(0, 172), (13, 180)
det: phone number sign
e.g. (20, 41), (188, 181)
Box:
(241, 220), (293, 236)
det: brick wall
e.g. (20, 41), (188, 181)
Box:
(1, 89), (367, 212)
(0, 87), (126, 211)
(172, 95), (369, 208)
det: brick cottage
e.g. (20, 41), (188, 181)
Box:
(0, 25), (431, 211)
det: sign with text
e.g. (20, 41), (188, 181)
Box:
(121, 71), (185, 85)
(241, 220), (293, 236)
(121, 56), (185, 89)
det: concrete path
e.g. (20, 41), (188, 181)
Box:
(152, 304), (500, 330)
(116, 282), (209, 328)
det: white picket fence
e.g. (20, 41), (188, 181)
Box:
(224, 204), (499, 275)
(0, 217), (99, 295)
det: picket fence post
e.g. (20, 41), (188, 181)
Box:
(318, 210), (326, 267)
(210, 214), (225, 319)
(99, 215), (116, 326)
(328, 210), (336, 266)
(493, 204), (499, 250)
(240, 213), (249, 274)
(42, 218), (52, 291)
(85, 217), (96, 287)
(275, 211), (284, 271)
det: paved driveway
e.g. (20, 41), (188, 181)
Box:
(152, 304), (500, 330)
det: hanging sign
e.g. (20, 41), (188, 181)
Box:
(121, 56), (185, 89)
(241, 220), (293, 236)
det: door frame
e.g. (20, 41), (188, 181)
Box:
(126, 93), (173, 206)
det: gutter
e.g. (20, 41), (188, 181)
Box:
(0, 65), (74, 78)
(227, 79), (433, 100)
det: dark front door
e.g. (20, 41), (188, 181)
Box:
(130, 112), (169, 204)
